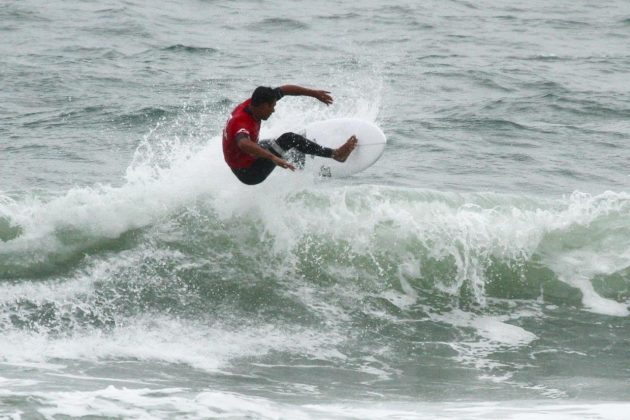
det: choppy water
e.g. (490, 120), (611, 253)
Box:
(1, 0), (630, 418)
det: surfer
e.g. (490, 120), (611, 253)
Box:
(223, 85), (358, 185)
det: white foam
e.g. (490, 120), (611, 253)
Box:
(0, 138), (226, 263)
(470, 316), (538, 346)
(2, 384), (625, 420)
(531, 192), (630, 316)
(0, 376), (39, 387)
(0, 315), (345, 373)
(249, 188), (630, 315)
(431, 309), (538, 383)
(545, 250), (629, 316)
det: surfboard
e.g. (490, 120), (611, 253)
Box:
(299, 118), (387, 178)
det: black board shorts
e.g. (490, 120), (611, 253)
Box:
(230, 140), (278, 185)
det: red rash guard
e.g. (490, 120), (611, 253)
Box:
(222, 98), (260, 169)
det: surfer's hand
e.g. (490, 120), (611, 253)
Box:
(312, 90), (333, 106)
(273, 156), (295, 171)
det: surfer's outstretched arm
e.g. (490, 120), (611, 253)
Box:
(277, 85), (333, 105)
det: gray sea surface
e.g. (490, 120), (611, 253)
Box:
(1, 0), (629, 418)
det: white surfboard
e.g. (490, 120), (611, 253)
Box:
(300, 118), (387, 178)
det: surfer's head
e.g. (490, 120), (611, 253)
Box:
(250, 86), (277, 121)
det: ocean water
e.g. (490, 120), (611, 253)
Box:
(1, 0), (630, 418)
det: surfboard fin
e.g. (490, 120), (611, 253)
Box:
(318, 166), (332, 177)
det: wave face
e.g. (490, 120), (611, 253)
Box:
(2, 179), (630, 311)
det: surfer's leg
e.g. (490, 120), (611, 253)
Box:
(274, 132), (333, 158)
(275, 132), (357, 163)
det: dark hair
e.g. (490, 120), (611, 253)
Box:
(251, 86), (277, 106)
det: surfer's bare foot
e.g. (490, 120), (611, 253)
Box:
(332, 135), (358, 162)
